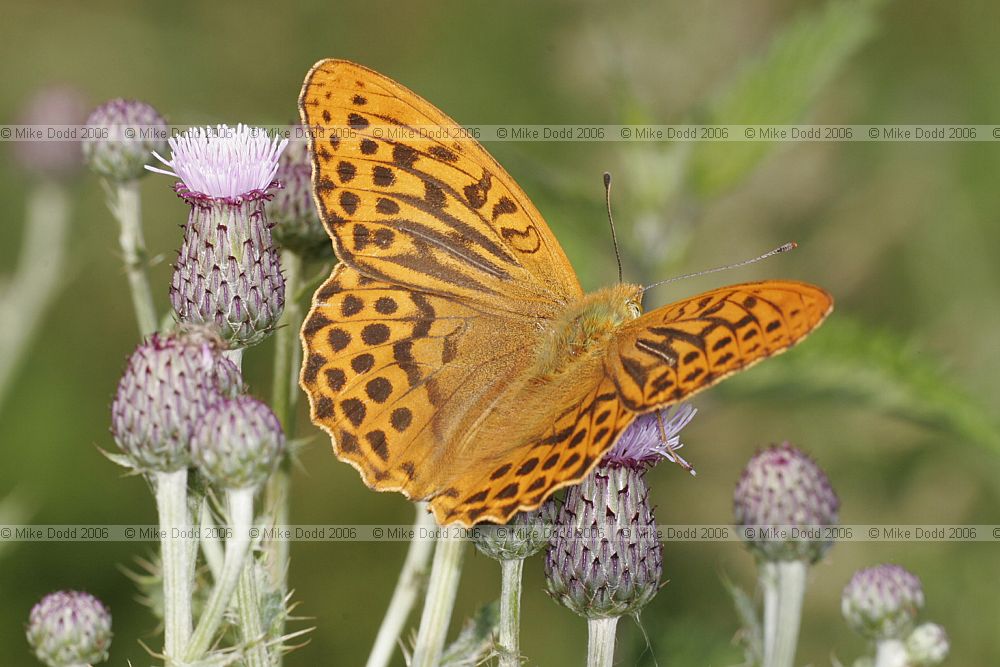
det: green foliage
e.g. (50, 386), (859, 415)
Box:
(723, 575), (763, 667)
(689, 0), (882, 197)
(722, 317), (1000, 452)
(439, 601), (499, 667)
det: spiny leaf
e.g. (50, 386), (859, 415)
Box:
(439, 601), (499, 667)
(689, 0), (882, 197)
(722, 575), (763, 667)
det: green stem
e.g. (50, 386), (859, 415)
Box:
(760, 561), (779, 664)
(264, 249), (303, 659)
(498, 558), (524, 667)
(110, 179), (158, 336)
(586, 616), (619, 667)
(410, 530), (466, 667)
(238, 558), (270, 667)
(366, 503), (436, 667)
(0, 182), (70, 410)
(155, 469), (193, 666)
(184, 487), (254, 663)
(769, 560), (808, 667)
(874, 638), (908, 667)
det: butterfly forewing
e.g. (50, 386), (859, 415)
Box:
(609, 281), (833, 411)
(299, 59), (582, 313)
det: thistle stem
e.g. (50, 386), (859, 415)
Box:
(0, 181), (70, 410)
(768, 560), (808, 667)
(874, 638), (909, 667)
(586, 616), (619, 667)
(237, 557), (270, 667)
(366, 503), (437, 667)
(110, 179), (158, 336)
(184, 487), (255, 663)
(155, 469), (193, 666)
(410, 529), (466, 667)
(264, 249), (303, 631)
(498, 558), (524, 667)
(760, 561), (779, 664)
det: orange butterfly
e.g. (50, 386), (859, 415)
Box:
(298, 60), (833, 526)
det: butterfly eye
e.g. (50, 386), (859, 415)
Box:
(627, 300), (642, 320)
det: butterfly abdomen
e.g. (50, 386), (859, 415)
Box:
(534, 283), (643, 380)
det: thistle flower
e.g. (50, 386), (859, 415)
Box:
(268, 133), (331, 259)
(842, 564), (925, 640)
(83, 98), (168, 182)
(110, 328), (244, 472)
(545, 405), (695, 619)
(191, 396), (285, 490)
(13, 85), (87, 180)
(906, 622), (949, 666)
(473, 500), (557, 562)
(733, 442), (840, 563)
(26, 591), (112, 667)
(148, 124), (288, 347)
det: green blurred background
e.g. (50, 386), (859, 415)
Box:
(2, 0), (999, 665)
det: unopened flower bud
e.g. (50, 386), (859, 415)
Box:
(268, 134), (331, 259)
(110, 329), (244, 472)
(13, 85), (87, 180)
(473, 500), (557, 561)
(192, 396), (284, 490)
(906, 622), (949, 666)
(83, 99), (168, 182)
(733, 442), (839, 563)
(545, 465), (661, 619)
(26, 591), (112, 667)
(842, 564), (924, 640)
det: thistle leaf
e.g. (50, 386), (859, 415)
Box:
(689, 0), (882, 197)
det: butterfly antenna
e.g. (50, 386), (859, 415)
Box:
(604, 172), (624, 283)
(641, 242), (798, 294)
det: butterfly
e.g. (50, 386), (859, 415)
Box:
(298, 60), (833, 526)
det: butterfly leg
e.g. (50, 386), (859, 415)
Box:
(655, 411), (696, 476)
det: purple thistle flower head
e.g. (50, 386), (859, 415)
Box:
(147, 123), (287, 200)
(27, 590), (112, 667)
(603, 403), (697, 471)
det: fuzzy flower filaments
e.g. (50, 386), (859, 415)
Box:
(148, 124), (288, 348)
(545, 404), (696, 667)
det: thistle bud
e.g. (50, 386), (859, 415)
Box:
(545, 466), (661, 619)
(906, 622), (949, 666)
(83, 99), (168, 182)
(268, 133), (331, 259)
(191, 396), (284, 490)
(473, 500), (557, 561)
(544, 406), (696, 619)
(26, 591), (112, 667)
(110, 329), (244, 472)
(148, 124), (287, 347)
(733, 442), (839, 563)
(13, 85), (87, 181)
(842, 564), (925, 640)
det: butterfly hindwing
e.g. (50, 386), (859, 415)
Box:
(299, 59), (582, 313)
(608, 281), (833, 411)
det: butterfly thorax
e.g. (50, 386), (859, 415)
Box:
(534, 283), (643, 379)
